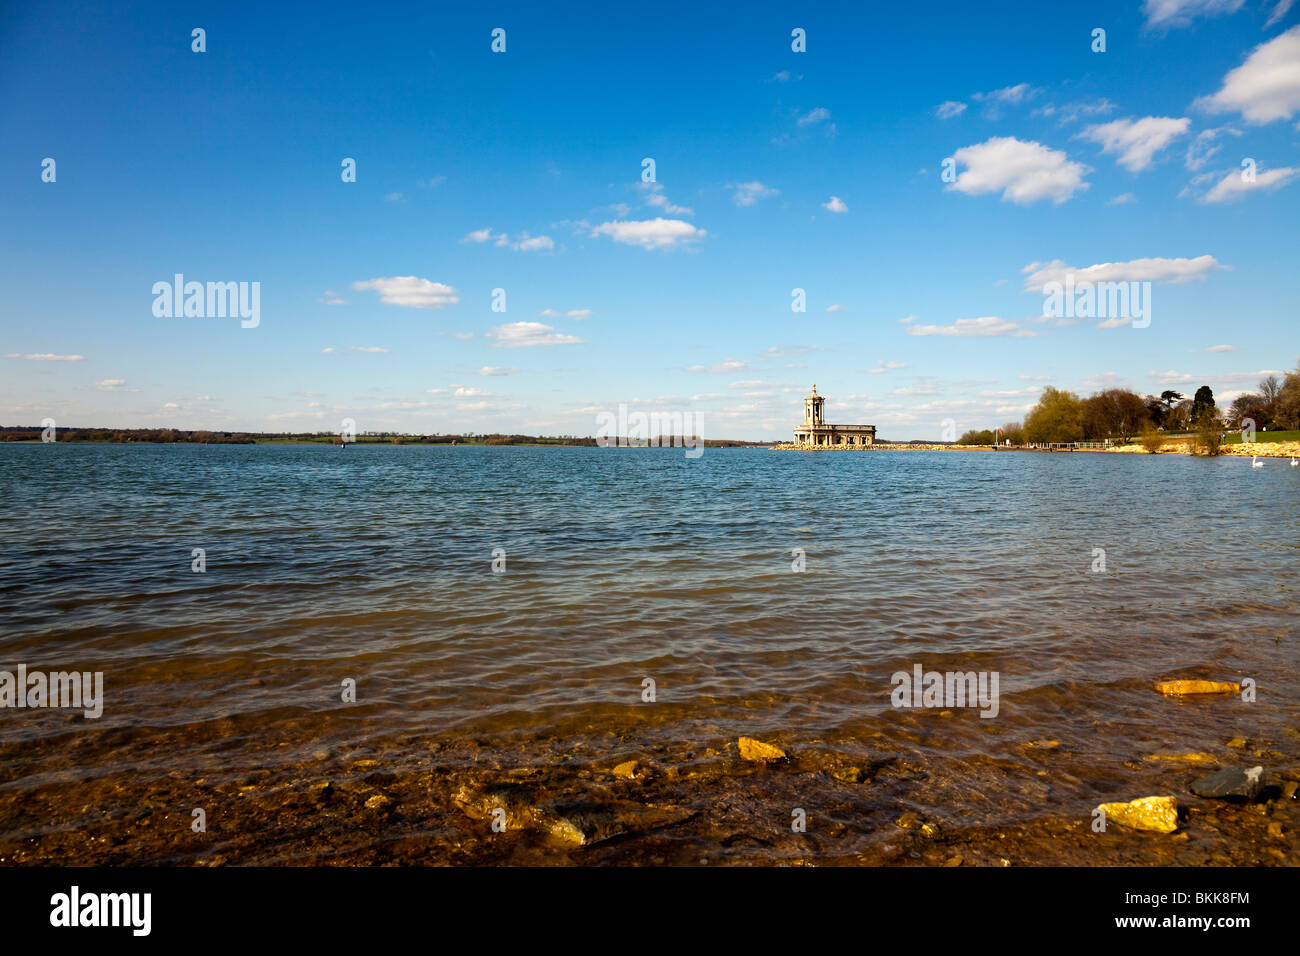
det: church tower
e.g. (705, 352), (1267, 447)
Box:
(804, 384), (825, 426)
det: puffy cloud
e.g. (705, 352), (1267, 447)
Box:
(477, 366), (516, 376)
(821, 195), (848, 213)
(488, 322), (584, 348)
(1195, 25), (1300, 123)
(1021, 256), (1222, 291)
(352, 276), (459, 308)
(1078, 116), (1190, 171)
(590, 218), (706, 249)
(946, 137), (1089, 204)
(935, 101), (966, 119)
(1201, 165), (1299, 202)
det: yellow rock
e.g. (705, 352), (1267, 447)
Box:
(1096, 796), (1179, 833)
(1143, 752), (1219, 765)
(612, 760), (640, 780)
(1154, 679), (1241, 697)
(738, 737), (787, 763)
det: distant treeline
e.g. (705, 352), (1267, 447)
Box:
(0, 427), (773, 447)
(0, 427), (257, 443)
(957, 358), (1300, 446)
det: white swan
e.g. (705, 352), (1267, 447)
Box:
(1251, 455), (1263, 469)
(1291, 455), (1298, 467)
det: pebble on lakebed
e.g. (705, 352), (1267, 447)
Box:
(1190, 766), (1265, 801)
(1153, 679), (1241, 697)
(1095, 796), (1180, 833)
(738, 737), (787, 763)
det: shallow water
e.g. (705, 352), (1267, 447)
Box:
(0, 444), (1296, 865)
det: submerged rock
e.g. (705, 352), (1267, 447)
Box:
(612, 760), (641, 780)
(452, 779), (694, 846)
(1096, 796), (1179, 833)
(738, 737), (787, 763)
(1144, 752), (1218, 765)
(1153, 679), (1241, 697)
(1190, 766), (1264, 801)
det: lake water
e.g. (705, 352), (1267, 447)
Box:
(1, 444), (1297, 865)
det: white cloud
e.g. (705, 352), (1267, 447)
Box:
(1143, 0), (1244, 29)
(590, 218), (706, 249)
(352, 276), (459, 308)
(478, 366), (516, 376)
(1201, 344), (1237, 352)
(732, 181), (779, 206)
(797, 107), (832, 126)
(462, 228), (554, 251)
(1195, 25), (1300, 123)
(935, 101), (967, 119)
(947, 137), (1089, 204)
(1151, 367), (1282, 386)
(321, 347), (336, 354)
(1021, 255), (1222, 291)
(383, 192), (405, 203)
(1107, 192), (1137, 205)
(1266, 0), (1295, 28)
(1185, 126), (1242, 170)
(821, 195), (849, 213)
(348, 346), (389, 353)
(488, 322), (584, 348)
(1033, 99), (1116, 125)
(319, 290), (349, 305)
(686, 359), (748, 373)
(454, 387), (491, 397)
(4, 353), (85, 361)
(825, 304), (844, 312)
(567, 309), (593, 320)
(639, 182), (693, 216)
(1079, 116), (1190, 171)
(977, 83), (1032, 104)
(95, 379), (127, 389)
(905, 316), (1037, 338)
(1201, 165), (1299, 201)
(513, 233), (554, 251)
(538, 309), (562, 317)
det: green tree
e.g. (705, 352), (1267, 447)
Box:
(1023, 387), (1084, 443)
(1191, 385), (1216, 424)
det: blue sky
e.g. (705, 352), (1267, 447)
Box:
(2, 0), (1298, 440)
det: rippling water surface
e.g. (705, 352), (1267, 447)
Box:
(1, 444), (1296, 865)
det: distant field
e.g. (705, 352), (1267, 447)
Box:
(1222, 429), (1300, 445)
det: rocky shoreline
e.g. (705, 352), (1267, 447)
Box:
(2, 689), (1295, 867)
(772, 440), (1300, 457)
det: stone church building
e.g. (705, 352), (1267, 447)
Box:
(792, 384), (877, 447)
